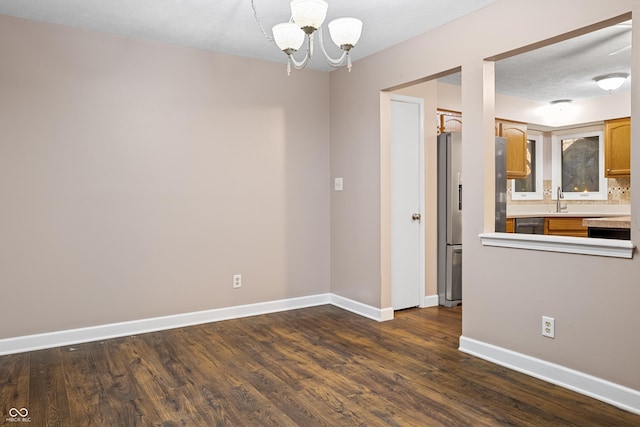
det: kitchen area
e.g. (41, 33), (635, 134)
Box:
(506, 190), (631, 240)
(503, 117), (631, 241)
(436, 19), (633, 245)
(433, 105), (632, 308)
(394, 18), (634, 309)
(437, 109), (633, 243)
(507, 210), (631, 240)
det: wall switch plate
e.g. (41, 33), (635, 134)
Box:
(334, 177), (343, 191)
(542, 316), (555, 338)
(233, 274), (242, 289)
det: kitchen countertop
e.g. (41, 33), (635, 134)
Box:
(507, 204), (630, 219)
(507, 212), (627, 219)
(582, 216), (631, 229)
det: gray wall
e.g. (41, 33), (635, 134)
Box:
(0, 15), (331, 338)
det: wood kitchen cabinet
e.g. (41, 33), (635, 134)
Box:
(506, 218), (514, 233)
(604, 117), (630, 178)
(437, 109), (462, 134)
(496, 119), (528, 179)
(544, 217), (588, 237)
(435, 112), (528, 180)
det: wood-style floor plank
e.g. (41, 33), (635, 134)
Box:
(1, 305), (639, 426)
(62, 340), (139, 426)
(0, 352), (30, 422)
(28, 348), (71, 425)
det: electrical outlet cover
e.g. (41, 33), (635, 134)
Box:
(233, 274), (242, 288)
(542, 316), (555, 338)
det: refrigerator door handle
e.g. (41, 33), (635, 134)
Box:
(457, 172), (462, 211)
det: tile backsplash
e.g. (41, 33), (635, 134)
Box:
(508, 178), (631, 206)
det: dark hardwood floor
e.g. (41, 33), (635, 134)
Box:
(1, 305), (639, 426)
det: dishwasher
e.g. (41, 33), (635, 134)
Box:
(514, 217), (545, 234)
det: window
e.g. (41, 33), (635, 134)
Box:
(511, 133), (543, 200)
(551, 129), (606, 200)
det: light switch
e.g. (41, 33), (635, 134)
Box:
(334, 177), (344, 191)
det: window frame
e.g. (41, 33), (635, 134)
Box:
(511, 132), (543, 200)
(551, 128), (607, 201)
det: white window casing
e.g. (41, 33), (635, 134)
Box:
(551, 128), (607, 201)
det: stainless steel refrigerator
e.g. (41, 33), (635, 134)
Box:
(437, 134), (508, 307)
(495, 136), (507, 232)
(437, 132), (462, 307)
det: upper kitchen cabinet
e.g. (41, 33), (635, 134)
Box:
(604, 117), (630, 178)
(435, 111), (529, 179)
(497, 119), (528, 179)
(437, 109), (462, 134)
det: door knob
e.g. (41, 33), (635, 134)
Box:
(412, 213), (421, 221)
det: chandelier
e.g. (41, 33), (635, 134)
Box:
(252, 0), (363, 75)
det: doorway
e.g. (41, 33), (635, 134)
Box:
(390, 94), (425, 310)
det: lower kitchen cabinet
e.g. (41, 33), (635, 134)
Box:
(506, 218), (514, 233)
(544, 217), (588, 237)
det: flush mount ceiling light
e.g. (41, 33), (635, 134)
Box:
(594, 73), (629, 92)
(252, 0), (363, 75)
(550, 99), (572, 111)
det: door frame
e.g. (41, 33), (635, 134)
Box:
(390, 94), (426, 309)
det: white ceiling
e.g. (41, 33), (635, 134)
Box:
(0, 0), (496, 71)
(0, 0), (632, 103)
(440, 20), (632, 103)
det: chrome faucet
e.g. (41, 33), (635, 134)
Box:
(556, 186), (567, 213)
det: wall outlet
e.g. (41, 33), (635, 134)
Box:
(334, 177), (343, 191)
(542, 316), (555, 338)
(233, 274), (242, 289)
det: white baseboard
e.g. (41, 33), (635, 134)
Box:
(459, 335), (640, 415)
(0, 293), (393, 356)
(0, 294), (331, 356)
(330, 294), (394, 321)
(420, 294), (439, 308)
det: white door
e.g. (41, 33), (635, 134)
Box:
(390, 95), (424, 310)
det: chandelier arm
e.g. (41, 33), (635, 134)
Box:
(250, 0), (274, 42)
(289, 35), (312, 70)
(317, 26), (349, 67)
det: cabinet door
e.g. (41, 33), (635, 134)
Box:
(544, 217), (588, 237)
(498, 120), (528, 179)
(506, 218), (514, 233)
(437, 110), (462, 134)
(604, 117), (630, 178)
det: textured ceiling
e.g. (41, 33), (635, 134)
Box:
(499, 21), (631, 102)
(0, 1), (631, 103)
(440, 20), (632, 104)
(0, 0), (496, 71)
